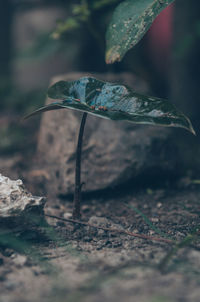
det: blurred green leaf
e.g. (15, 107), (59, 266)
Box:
(106, 0), (174, 63)
(52, 18), (80, 39)
(25, 76), (195, 134)
(92, 0), (122, 10)
(72, 2), (90, 21)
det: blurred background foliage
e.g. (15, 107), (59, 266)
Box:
(0, 0), (200, 155)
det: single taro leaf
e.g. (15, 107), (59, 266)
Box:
(106, 0), (175, 64)
(25, 76), (195, 135)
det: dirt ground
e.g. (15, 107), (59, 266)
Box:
(0, 151), (200, 302)
(0, 111), (200, 302)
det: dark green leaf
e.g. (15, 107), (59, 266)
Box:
(106, 0), (175, 63)
(25, 77), (195, 134)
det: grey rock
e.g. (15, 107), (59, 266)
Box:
(0, 173), (45, 218)
(35, 72), (178, 198)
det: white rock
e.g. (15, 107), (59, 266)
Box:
(12, 254), (27, 267)
(0, 174), (45, 218)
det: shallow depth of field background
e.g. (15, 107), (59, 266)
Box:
(0, 0), (200, 180)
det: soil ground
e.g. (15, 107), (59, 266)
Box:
(0, 114), (200, 302)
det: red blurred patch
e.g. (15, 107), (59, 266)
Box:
(148, 4), (174, 73)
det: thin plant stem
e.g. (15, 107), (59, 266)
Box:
(72, 112), (88, 219)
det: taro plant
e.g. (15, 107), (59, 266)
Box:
(25, 0), (195, 219)
(25, 77), (195, 219)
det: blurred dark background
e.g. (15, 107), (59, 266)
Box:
(0, 0), (200, 174)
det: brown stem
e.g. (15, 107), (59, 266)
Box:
(45, 214), (175, 244)
(72, 112), (88, 219)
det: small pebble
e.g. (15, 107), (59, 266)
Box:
(12, 255), (27, 267)
(63, 212), (72, 219)
(151, 217), (159, 223)
(149, 230), (155, 236)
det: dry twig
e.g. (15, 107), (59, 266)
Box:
(45, 214), (174, 244)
